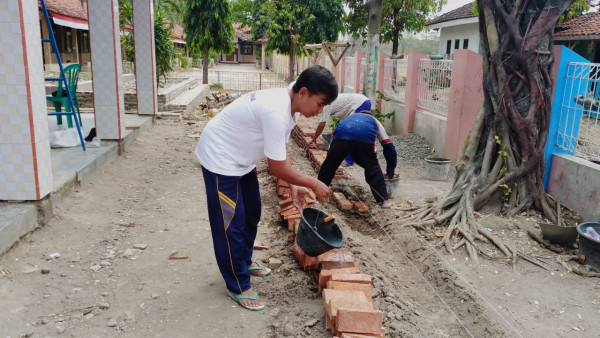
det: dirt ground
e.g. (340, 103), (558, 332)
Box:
(1, 108), (599, 338)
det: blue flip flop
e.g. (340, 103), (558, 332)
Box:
(226, 290), (265, 311)
(248, 261), (271, 277)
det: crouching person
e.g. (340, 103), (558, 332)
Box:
(318, 111), (397, 209)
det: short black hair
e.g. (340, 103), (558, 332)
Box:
(292, 65), (338, 104)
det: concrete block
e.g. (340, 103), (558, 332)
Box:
(0, 204), (38, 255)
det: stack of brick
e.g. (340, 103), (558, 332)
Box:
(276, 119), (384, 336)
(276, 178), (316, 242)
(292, 247), (385, 337)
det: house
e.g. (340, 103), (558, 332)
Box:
(219, 23), (257, 64)
(40, 0), (90, 71)
(554, 11), (600, 63)
(40, 0), (187, 71)
(426, 2), (479, 58)
(171, 23), (187, 56)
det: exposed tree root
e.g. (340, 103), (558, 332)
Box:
(402, 0), (577, 267)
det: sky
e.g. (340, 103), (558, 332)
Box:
(439, 0), (474, 15)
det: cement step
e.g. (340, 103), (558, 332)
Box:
(163, 83), (211, 115)
(0, 203), (37, 255)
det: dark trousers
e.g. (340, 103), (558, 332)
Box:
(318, 139), (388, 203)
(201, 166), (261, 294)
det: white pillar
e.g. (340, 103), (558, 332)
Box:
(133, 0), (158, 115)
(0, 1), (53, 200)
(88, 0), (126, 140)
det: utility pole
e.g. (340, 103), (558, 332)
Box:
(363, 0), (383, 101)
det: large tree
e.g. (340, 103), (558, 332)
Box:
(344, 0), (444, 56)
(257, 0), (345, 82)
(185, 0), (235, 84)
(406, 0), (576, 262)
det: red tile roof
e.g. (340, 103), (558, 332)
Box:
(172, 23), (184, 39)
(555, 11), (600, 39)
(427, 2), (476, 26)
(42, 0), (88, 20)
(233, 22), (252, 41)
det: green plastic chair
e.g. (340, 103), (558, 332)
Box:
(46, 63), (82, 128)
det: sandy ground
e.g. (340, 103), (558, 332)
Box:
(1, 109), (600, 338)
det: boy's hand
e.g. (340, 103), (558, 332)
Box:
(312, 180), (331, 202)
(290, 185), (309, 211)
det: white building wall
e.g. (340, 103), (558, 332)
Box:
(438, 23), (480, 57)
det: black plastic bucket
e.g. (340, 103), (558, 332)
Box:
(577, 222), (600, 270)
(295, 207), (344, 257)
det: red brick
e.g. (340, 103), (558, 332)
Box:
(322, 289), (372, 326)
(333, 192), (353, 211)
(326, 313), (334, 331)
(336, 308), (384, 336)
(293, 242), (318, 270)
(318, 266), (361, 293)
(279, 204), (296, 215)
(300, 128), (315, 137)
(326, 281), (372, 304)
(339, 332), (384, 338)
(279, 197), (293, 208)
(318, 249), (355, 270)
(351, 201), (369, 213)
(283, 213), (300, 221)
(304, 255), (318, 270)
(318, 249), (354, 264)
(276, 179), (289, 189)
(330, 273), (372, 285)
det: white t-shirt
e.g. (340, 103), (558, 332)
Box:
(195, 88), (298, 176)
(319, 93), (370, 122)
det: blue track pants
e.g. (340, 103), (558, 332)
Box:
(201, 166), (261, 294)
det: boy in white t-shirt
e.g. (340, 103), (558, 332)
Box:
(195, 65), (338, 311)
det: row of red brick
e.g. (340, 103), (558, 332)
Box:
(272, 121), (384, 337)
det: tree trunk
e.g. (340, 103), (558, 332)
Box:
(288, 38), (296, 84)
(364, 0), (383, 99)
(391, 7), (400, 56)
(202, 44), (209, 84)
(406, 0), (575, 260)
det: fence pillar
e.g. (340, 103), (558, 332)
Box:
(543, 45), (589, 188)
(355, 52), (364, 94)
(443, 50), (484, 163)
(338, 56), (346, 92)
(376, 51), (389, 111)
(403, 50), (427, 134)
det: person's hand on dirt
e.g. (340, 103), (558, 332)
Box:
(386, 173), (395, 179)
(290, 185), (309, 211)
(311, 179), (331, 202)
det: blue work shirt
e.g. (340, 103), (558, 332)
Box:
(332, 113), (378, 145)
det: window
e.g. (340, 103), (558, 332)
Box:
(241, 44), (253, 55)
(64, 29), (73, 53)
(78, 30), (89, 53)
(446, 40), (451, 55)
(463, 39), (469, 50)
(454, 39), (460, 50)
